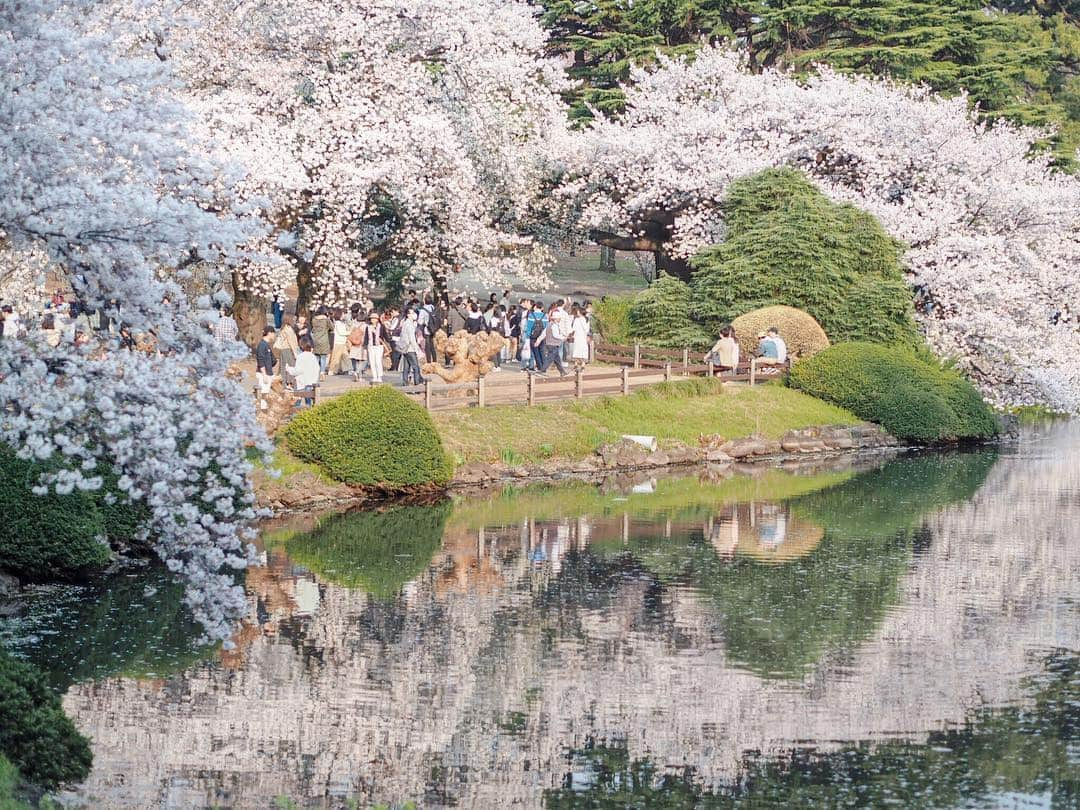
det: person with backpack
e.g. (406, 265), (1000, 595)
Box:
(520, 301), (546, 373)
(310, 307), (333, 376)
(421, 295), (443, 363)
(465, 301), (484, 334)
(347, 316), (368, 382)
(536, 302), (568, 377)
(447, 296), (467, 335)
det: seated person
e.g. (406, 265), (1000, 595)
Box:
(755, 327), (788, 375)
(286, 336), (321, 406)
(706, 325), (740, 372)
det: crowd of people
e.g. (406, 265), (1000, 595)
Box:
(252, 291), (601, 408)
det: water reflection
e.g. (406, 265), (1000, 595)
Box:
(7, 424), (1079, 808)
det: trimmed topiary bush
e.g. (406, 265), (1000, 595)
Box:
(0, 447), (111, 579)
(789, 342), (999, 442)
(627, 275), (711, 348)
(731, 305), (831, 360)
(284, 502), (450, 598)
(0, 648), (92, 790)
(690, 168), (920, 346)
(283, 386), (453, 487)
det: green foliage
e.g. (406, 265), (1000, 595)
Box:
(690, 169), (919, 345)
(591, 295), (634, 344)
(0, 447), (110, 579)
(789, 342), (999, 442)
(0, 648), (91, 790)
(283, 386), (453, 487)
(627, 274), (711, 348)
(538, 0), (738, 123)
(283, 503), (450, 598)
(0, 755), (33, 810)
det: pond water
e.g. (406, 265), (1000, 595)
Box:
(3, 423), (1079, 808)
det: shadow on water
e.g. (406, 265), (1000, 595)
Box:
(544, 648), (1080, 809)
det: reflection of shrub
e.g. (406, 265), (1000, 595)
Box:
(730, 305), (830, 360)
(789, 342), (998, 442)
(627, 276), (711, 348)
(0, 446), (110, 579)
(592, 295), (634, 345)
(6, 569), (212, 692)
(283, 386), (452, 487)
(0, 648), (91, 790)
(690, 168), (919, 346)
(284, 503), (450, 598)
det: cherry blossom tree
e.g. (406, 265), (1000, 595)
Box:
(0, 0), (268, 641)
(140, 0), (569, 338)
(549, 48), (1080, 411)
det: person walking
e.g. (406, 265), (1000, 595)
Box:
(310, 307), (333, 375)
(384, 307), (402, 372)
(569, 305), (590, 370)
(273, 314), (300, 386)
(537, 302), (568, 377)
(255, 326), (276, 410)
(398, 309), (424, 386)
(329, 308), (351, 375)
(364, 311), (388, 384)
(270, 294), (285, 330)
(347, 318), (367, 382)
(521, 301), (546, 372)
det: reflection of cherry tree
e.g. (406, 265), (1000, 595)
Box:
(146, 0), (567, 325)
(550, 48), (1080, 410)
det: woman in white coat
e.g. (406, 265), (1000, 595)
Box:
(569, 304), (591, 370)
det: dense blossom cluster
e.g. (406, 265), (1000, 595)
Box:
(550, 48), (1080, 410)
(0, 0), (267, 640)
(148, 0), (569, 303)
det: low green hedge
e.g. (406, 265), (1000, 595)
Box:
(789, 342), (999, 442)
(0, 648), (92, 790)
(283, 386), (453, 487)
(0, 447), (111, 579)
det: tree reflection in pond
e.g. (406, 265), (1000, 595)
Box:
(281, 502), (451, 599)
(544, 649), (1080, 808)
(582, 450), (999, 678)
(0, 568), (213, 691)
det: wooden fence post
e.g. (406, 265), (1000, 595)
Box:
(750, 359), (757, 386)
(477, 374), (486, 408)
(621, 366), (630, 396)
(664, 361), (672, 382)
(575, 366), (584, 398)
(682, 347), (689, 370)
(424, 378), (432, 409)
(527, 372), (536, 406)
(633, 341), (640, 369)
(707, 360), (715, 378)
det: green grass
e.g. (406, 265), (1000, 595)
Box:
(434, 379), (859, 465)
(249, 441), (335, 483)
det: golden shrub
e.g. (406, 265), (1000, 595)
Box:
(731, 305), (830, 361)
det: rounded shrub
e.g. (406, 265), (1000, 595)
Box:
(0, 648), (92, 790)
(690, 168), (920, 346)
(283, 386), (453, 487)
(627, 275), (711, 348)
(0, 447), (111, 579)
(731, 305), (830, 360)
(789, 342), (998, 442)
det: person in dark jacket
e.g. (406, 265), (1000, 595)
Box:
(255, 325), (276, 410)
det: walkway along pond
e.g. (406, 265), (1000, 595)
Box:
(2, 422), (1078, 807)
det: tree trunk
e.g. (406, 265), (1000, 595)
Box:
(231, 272), (266, 349)
(655, 246), (691, 283)
(598, 245), (617, 272)
(295, 262), (314, 319)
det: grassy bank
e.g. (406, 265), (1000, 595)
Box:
(433, 379), (859, 466)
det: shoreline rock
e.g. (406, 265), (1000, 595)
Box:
(450, 423), (900, 487)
